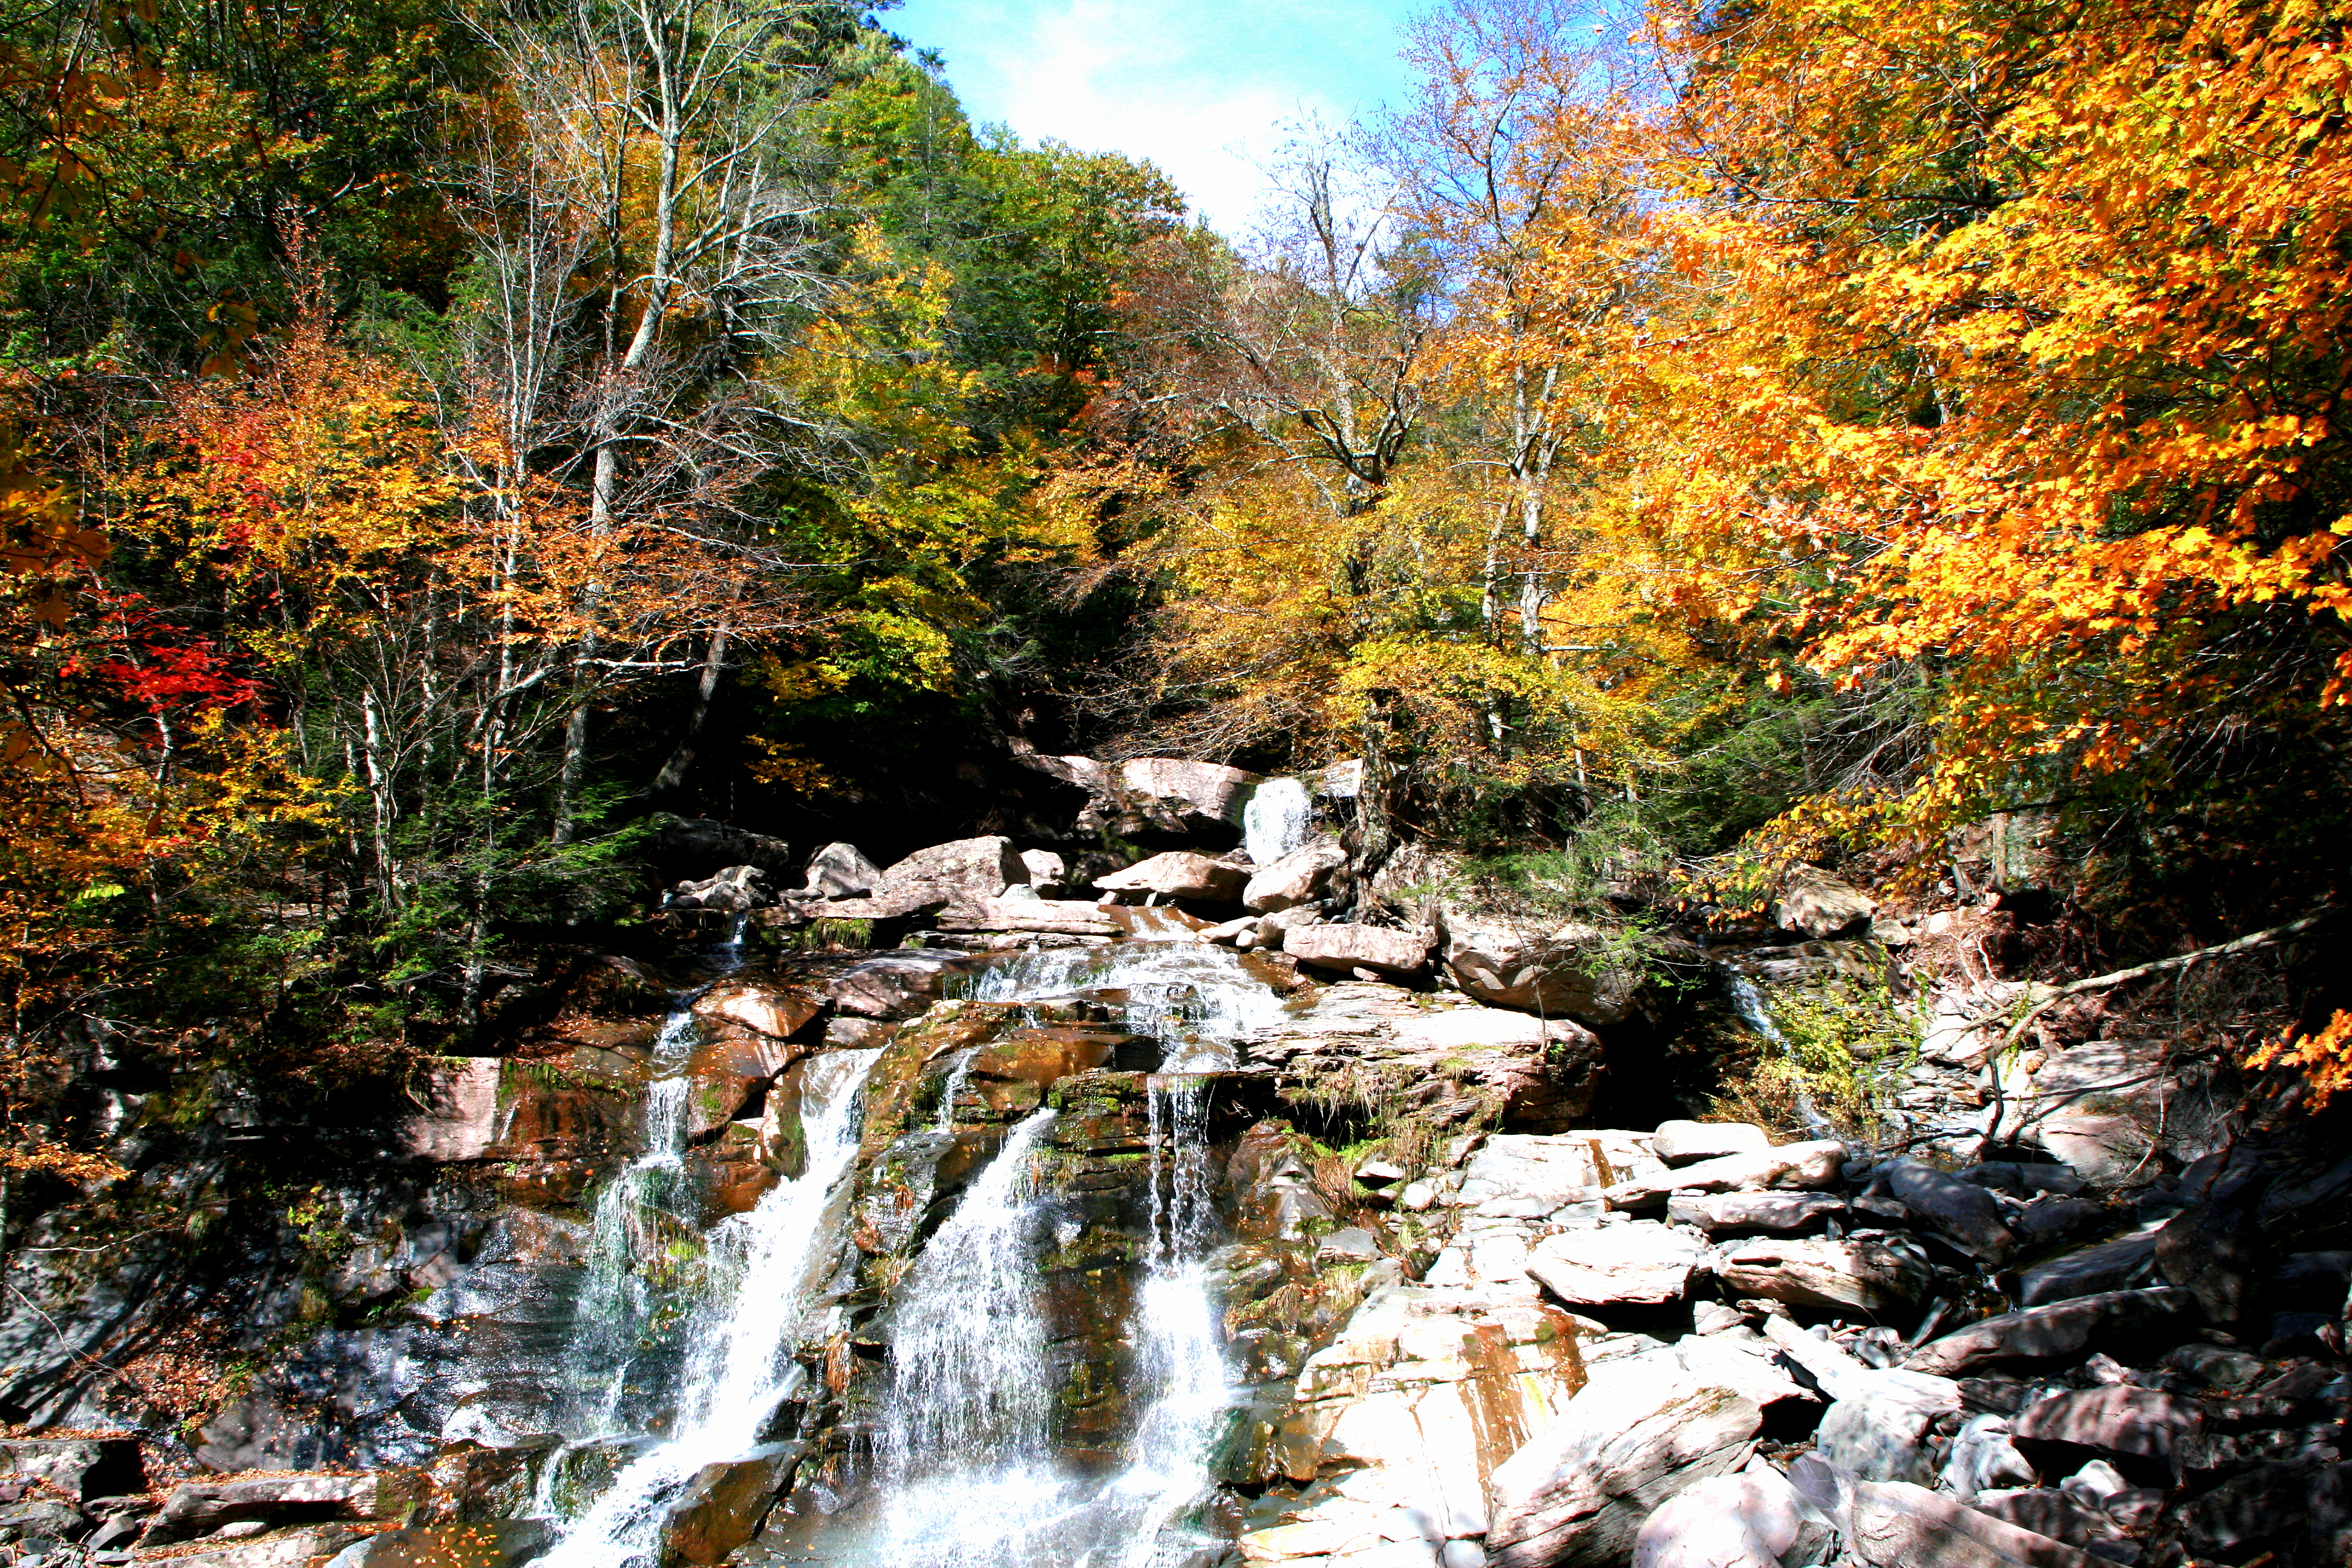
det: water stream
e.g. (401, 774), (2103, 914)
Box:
(1242, 776), (1313, 867)
(537, 1048), (884, 1568)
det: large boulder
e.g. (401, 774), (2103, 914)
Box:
(1094, 850), (1246, 903)
(1525, 1225), (1706, 1307)
(667, 864), (771, 912)
(1285, 924), (1435, 978)
(2011, 1386), (2200, 1465)
(825, 951), (978, 1019)
(2154, 1201), (2267, 1322)
(2017, 1233), (2160, 1308)
(866, 836), (1027, 917)
(1668, 1192), (1847, 1236)
(1772, 867), (1877, 939)
(1904, 1287), (2198, 1377)
(1243, 838), (1347, 913)
(690, 979), (820, 1042)
(1881, 1158), (2016, 1264)
(1604, 1140), (1848, 1209)
(1443, 915), (1643, 1025)
(144, 1472), (422, 1547)
(1654, 1120), (1773, 1165)
(664, 1443), (803, 1564)
(1485, 1368), (1763, 1567)
(798, 841), (881, 899)
(1788, 1457), (2102, 1568)
(1245, 990), (1607, 1131)
(1058, 756), (1261, 841)
(1632, 1462), (1824, 1568)
(1716, 1236), (1932, 1312)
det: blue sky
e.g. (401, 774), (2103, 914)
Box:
(880, 0), (1427, 235)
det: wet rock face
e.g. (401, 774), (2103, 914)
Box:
(1442, 913), (1647, 1027)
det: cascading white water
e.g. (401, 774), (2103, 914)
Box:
(536, 1048), (884, 1568)
(1242, 776), (1313, 867)
(961, 942), (1290, 1071)
(857, 946), (1253, 1567)
(561, 1005), (701, 1431)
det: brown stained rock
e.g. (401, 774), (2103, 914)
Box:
(826, 950), (981, 1019)
(1904, 1288), (2199, 1377)
(322, 1520), (552, 1567)
(963, 1029), (1127, 1116)
(691, 979), (821, 1041)
(662, 1443), (804, 1565)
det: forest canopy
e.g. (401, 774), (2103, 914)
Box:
(2, 0), (2347, 1143)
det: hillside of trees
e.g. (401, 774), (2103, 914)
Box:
(5, 0), (2350, 1177)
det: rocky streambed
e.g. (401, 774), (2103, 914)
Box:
(0, 801), (2345, 1568)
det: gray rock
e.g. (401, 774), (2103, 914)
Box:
(2154, 1201), (2266, 1322)
(2273, 1249), (2352, 1309)
(168, 1524), (371, 1567)
(1632, 1462), (1821, 1568)
(1605, 1140), (1847, 1209)
(1443, 915), (1644, 1025)
(145, 1473), (417, 1547)
(322, 1520), (552, 1567)
(1815, 1387), (1948, 1485)
(0, 1437), (142, 1501)
(1242, 839), (1346, 913)
(1525, 1226), (1707, 1307)
(797, 840), (881, 899)
(1094, 850), (1247, 903)
(1016, 848), (1065, 891)
(2017, 1234), (2159, 1308)
(1941, 1414), (2037, 1495)
(1654, 1120), (1773, 1166)
(1884, 1158), (2016, 1264)
(1773, 867), (1876, 939)
(2175, 1457), (2352, 1560)
(1905, 1289), (2199, 1377)
(1485, 1368), (1763, 1567)
(2011, 1197), (2108, 1247)
(668, 863), (771, 911)
(2158, 1342), (2264, 1390)
(1963, 1163), (2087, 1197)
(1788, 1457), (2102, 1568)
(825, 950), (976, 1019)
(1967, 1491), (2129, 1553)
(1070, 756), (1260, 839)
(2012, 1386), (2200, 1463)
(1315, 1227), (1382, 1264)
(1284, 923), (1436, 978)
(1714, 1236), (1932, 1312)
(866, 835), (1028, 918)
(1668, 1192), (1847, 1235)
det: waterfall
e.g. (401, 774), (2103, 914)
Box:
(535, 1048), (883, 1568)
(1242, 776), (1312, 867)
(561, 1005), (700, 1432)
(869, 1109), (1068, 1567)
(959, 942), (1289, 1071)
(1723, 965), (1834, 1137)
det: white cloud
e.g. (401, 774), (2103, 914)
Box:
(889, 0), (1415, 235)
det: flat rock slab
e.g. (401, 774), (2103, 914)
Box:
(1715, 1236), (1932, 1312)
(1525, 1226), (1705, 1306)
(1653, 1120), (1772, 1165)
(1485, 1368), (1762, 1567)
(324, 1521), (552, 1568)
(2013, 1386), (2200, 1463)
(1285, 924), (1436, 978)
(1904, 1287), (2198, 1377)
(147, 1472), (419, 1547)
(1789, 1458), (2103, 1568)
(1604, 1140), (1846, 1208)
(2017, 1233), (2159, 1308)
(1668, 1192), (1846, 1235)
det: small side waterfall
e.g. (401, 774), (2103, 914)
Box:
(537, 1048), (883, 1568)
(961, 942), (1289, 1070)
(1242, 776), (1313, 867)
(1724, 964), (1834, 1137)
